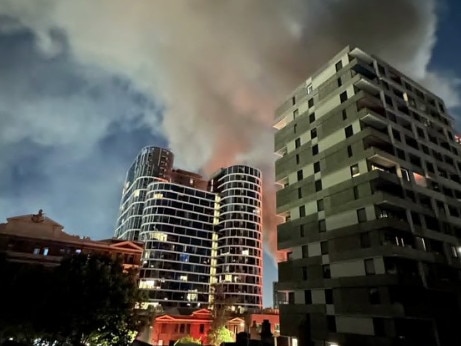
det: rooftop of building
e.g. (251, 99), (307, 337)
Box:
(1, 210), (143, 249)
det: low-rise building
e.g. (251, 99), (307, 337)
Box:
(0, 210), (143, 269)
(150, 308), (244, 345)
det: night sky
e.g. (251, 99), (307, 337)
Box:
(1, 0), (460, 307)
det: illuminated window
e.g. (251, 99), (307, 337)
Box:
(139, 280), (157, 289)
(187, 289), (198, 301)
(152, 231), (167, 242)
(133, 189), (140, 198)
(242, 249), (249, 256)
(350, 164), (360, 177)
(33, 248), (40, 255)
(153, 193), (163, 199)
(413, 172), (427, 187)
(180, 275), (188, 281)
(225, 274), (232, 282)
(43, 248), (49, 256)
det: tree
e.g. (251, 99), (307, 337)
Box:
(174, 335), (201, 346)
(206, 284), (237, 346)
(207, 326), (235, 346)
(47, 253), (146, 345)
(0, 253), (147, 345)
(0, 255), (53, 344)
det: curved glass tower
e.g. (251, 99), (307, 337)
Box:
(139, 178), (217, 307)
(115, 148), (263, 310)
(114, 146), (173, 240)
(210, 165), (263, 310)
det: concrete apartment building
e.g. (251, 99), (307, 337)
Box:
(274, 46), (461, 346)
(115, 147), (263, 311)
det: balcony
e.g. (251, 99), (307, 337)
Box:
(275, 146), (287, 158)
(364, 139), (397, 168)
(359, 108), (387, 131)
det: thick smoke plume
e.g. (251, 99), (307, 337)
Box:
(1, 0), (460, 259)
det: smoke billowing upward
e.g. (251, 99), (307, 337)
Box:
(1, 0), (460, 258)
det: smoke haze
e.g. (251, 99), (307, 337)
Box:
(0, 0), (460, 259)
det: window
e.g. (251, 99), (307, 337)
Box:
(353, 186), (359, 199)
(396, 148), (405, 160)
(350, 164), (360, 177)
(296, 154), (300, 165)
(293, 109), (299, 118)
(288, 292), (295, 304)
(327, 316), (336, 332)
(373, 318), (386, 336)
(33, 248), (40, 255)
(365, 258), (375, 275)
(302, 244), (308, 257)
(295, 138), (301, 148)
(311, 128), (317, 139)
(309, 112), (315, 123)
(340, 91), (348, 103)
(294, 124), (297, 134)
(43, 248), (49, 256)
(323, 264), (331, 279)
(357, 208), (367, 223)
(299, 205), (306, 217)
(315, 180), (322, 192)
(335, 60), (343, 71)
(307, 84), (313, 94)
(312, 145), (319, 156)
(319, 219), (326, 232)
(180, 324), (185, 333)
(369, 288), (380, 304)
(314, 161), (320, 173)
(347, 145), (353, 157)
(302, 266), (308, 280)
(345, 125), (353, 138)
(199, 324), (205, 333)
(392, 129), (401, 141)
(321, 241), (328, 255)
(342, 109), (347, 120)
(325, 289), (333, 304)
(308, 98), (314, 108)
(337, 77), (342, 87)
(297, 170), (303, 181)
(360, 232), (371, 248)
(292, 96), (296, 105)
(401, 168), (410, 181)
(317, 199), (324, 211)
(300, 225), (305, 238)
(304, 290), (312, 304)
(298, 187), (302, 199)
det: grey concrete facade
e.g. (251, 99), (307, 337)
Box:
(274, 46), (461, 346)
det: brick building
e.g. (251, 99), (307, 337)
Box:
(0, 210), (143, 269)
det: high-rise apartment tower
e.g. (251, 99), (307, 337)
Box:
(115, 147), (263, 311)
(274, 46), (461, 346)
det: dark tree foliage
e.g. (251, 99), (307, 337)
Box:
(0, 253), (147, 346)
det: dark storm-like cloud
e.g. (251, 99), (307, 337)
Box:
(0, 19), (165, 238)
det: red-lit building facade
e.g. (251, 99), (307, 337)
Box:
(0, 211), (144, 269)
(149, 308), (244, 345)
(246, 308), (280, 339)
